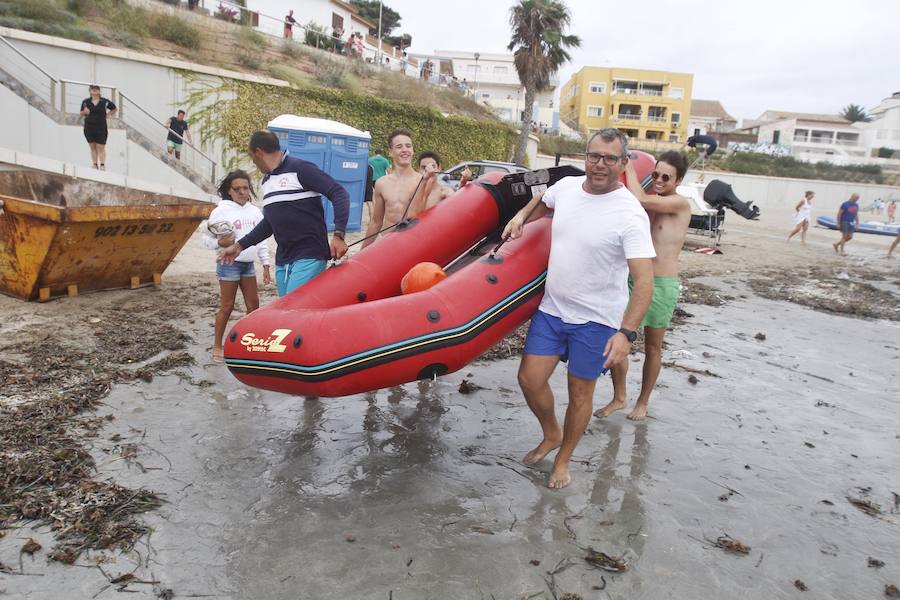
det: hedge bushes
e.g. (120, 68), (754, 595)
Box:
(187, 79), (517, 171)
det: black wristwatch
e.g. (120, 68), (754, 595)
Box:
(618, 327), (637, 343)
(333, 230), (346, 240)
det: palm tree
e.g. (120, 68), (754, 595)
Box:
(840, 103), (872, 123)
(508, 0), (580, 164)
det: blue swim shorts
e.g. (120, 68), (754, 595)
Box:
(523, 310), (617, 380)
(275, 258), (326, 296)
(216, 260), (256, 281)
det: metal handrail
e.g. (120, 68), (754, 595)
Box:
(118, 91), (217, 181)
(0, 36), (58, 84)
(59, 77), (117, 89)
(0, 34), (58, 109)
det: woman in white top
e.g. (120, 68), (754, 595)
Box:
(787, 190), (814, 244)
(204, 170), (272, 362)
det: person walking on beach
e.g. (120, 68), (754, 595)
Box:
(204, 170), (271, 363)
(284, 10), (297, 39)
(833, 193), (860, 256)
(165, 110), (191, 160)
(368, 149), (391, 182)
(888, 200), (896, 224)
(218, 130), (349, 296)
(787, 190), (814, 244)
(360, 128), (431, 249)
(501, 128), (655, 489)
(595, 151), (691, 422)
(80, 84), (116, 170)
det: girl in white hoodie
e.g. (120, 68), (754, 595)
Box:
(204, 170), (271, 362)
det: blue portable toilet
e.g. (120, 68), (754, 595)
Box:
(267, 115), (371, 232)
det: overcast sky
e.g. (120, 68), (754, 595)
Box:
(384, 0), (899, 124)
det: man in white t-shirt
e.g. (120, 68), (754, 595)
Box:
(501, 128), (655, 489)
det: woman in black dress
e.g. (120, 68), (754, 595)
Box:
(80, 85), (116, 170)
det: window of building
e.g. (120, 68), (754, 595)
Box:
(669, 87), (684, 99)
(480, 92), (491, 99)
(466, 64), (481, 74)
(671, 112), (681, 125)
(772, 130), (780, 144)
(569, 84), (578, 98)
(694, 128), (701, 136)
(589, 82), (606, 94)
(493, 66), (508, 76)
(876, 129), (887, 139)
(332, 13), (344, 31)
(668, 134), (679, 142)
(587, 105), (603, 118)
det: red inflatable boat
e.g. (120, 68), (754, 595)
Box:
(224, 154), (657, 397)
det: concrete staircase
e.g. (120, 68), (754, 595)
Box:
(0, 34), (218, 194)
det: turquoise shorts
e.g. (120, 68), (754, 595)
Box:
(275, 258), (326, 296)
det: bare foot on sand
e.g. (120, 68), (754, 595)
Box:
(832, 242), (839, 254)
(547, 463), (571, 489)
(594, 397), (626, 418)
(212, 348), (224, 363)
(627, 404), (648, 421)
(523, 437), (562, 465)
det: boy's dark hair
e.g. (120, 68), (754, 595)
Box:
(374, 149), (383, 155)
(657, 150), (688, 181)
(388, 128), (413, 148)
(418, 150), (441, 167)
(217, 169), (256, 200)
(249, 130), (281, 154)
(88, 84), (101, 92)
(177, 109), (186, 116)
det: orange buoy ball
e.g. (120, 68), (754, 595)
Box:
(401, 262), (447, 294)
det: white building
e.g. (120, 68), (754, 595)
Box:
(859, 92), (900, 156)
(247, 0), (374, 40)
(752, 110), (866, 165)
(432, 50), (557, 130)
(688, 99), (737, 137)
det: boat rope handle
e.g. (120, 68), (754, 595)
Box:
(488, 198), (544, 259)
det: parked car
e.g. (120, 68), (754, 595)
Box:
(440, 160), (528, 191)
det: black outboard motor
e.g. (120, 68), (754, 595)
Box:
(703, 180), (760, 220)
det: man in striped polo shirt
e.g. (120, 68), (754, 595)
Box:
(219, 130), (350, 296)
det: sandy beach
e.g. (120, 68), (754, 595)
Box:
(1, 213), (899, 599)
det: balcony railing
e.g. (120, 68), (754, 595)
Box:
(647, 115), (667, 123)
(613, 113), (642, 121)
(612, 88), (664, 97)
(795, 136), (861, 146)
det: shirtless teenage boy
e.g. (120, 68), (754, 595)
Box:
(418, 151), (472, 210)
(361, 128), (431, 249)
(595, 151), (691, 421)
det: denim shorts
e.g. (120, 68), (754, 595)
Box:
(216, 261), (256, 281)
(523, 310), (617, 380)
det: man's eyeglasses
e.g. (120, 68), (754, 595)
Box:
(585, 152), (624, 166)
(650, 171), (672, 183)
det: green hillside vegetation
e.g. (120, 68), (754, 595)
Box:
(1, 0), (498, 122)
(185, 79), (516, 172)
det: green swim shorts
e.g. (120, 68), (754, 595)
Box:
(628, 275), (680, 329)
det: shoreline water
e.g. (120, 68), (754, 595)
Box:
(1, 219), (898, 598)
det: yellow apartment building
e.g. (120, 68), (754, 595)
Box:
(562, 67), (694, 144)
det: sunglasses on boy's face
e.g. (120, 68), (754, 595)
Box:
(650, 171), (673, 183)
